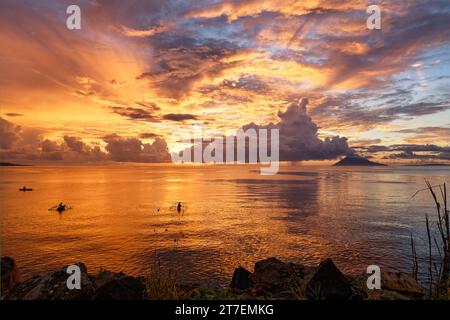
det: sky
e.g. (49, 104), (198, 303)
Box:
(0, 0), (449, 164)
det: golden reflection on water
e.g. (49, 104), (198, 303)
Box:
(1, 164), (448, 284)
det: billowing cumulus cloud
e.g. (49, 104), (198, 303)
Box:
(0, 117), (45, 156)
(0, 117), (21, 149)
(104, 135), (171, 163)
(62, 135), (106, 161)
(41, 139), (61, 153)
(177, 98), (351, 161)
(246, 98), (351, 161)
(64, 136), (87, 153)
(0, 117), (170, 163)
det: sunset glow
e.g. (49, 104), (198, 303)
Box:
(0, 0), (449, 164)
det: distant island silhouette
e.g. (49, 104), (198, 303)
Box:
(0, 162), (29, 166)
(407, 163), (450, 167)
(333, 156), (385, 166)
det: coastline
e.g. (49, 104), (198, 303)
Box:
(1, 256), (429, 300)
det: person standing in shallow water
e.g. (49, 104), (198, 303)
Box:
(57, 202), (65, 212)
(177, 202), (182, 213)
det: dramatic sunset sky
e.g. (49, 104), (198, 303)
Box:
(0, 0), (449, 164)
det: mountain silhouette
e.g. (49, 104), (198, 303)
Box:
(333, 156), (385, 166)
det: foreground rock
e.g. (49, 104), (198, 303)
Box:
(5, 261), (145, 300)
(381, 272), (425, 298)
(1, 257), (20, 297)
(92, 270), (145, 300)
(7, 263), (95, 300)
(230, 267), (251, 290)
(248, 257), (316, 299)
(230, 258), (427, 300)
(363, 271), (426, 300)
(305, 258), (364, 300)
(4, 256), (426, 300)
(232, 257), (365, 300)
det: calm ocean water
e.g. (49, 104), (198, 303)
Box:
(1, 164), (448, 285)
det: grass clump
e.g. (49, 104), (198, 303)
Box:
(189, 287), (236, 300)
(145, 260), (181, 300)
(411, 181), (449, 299)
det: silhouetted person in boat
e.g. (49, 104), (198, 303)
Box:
(57, 202), (66, 212)
(177, 202), (182, 213)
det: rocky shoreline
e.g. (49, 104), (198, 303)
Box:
(1, 256), (426, 300)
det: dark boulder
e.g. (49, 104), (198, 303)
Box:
(230, 266), (251, 290)
(6, 262), (95, 300)
(381, 272), (425, 299)
(1, 257), (20, 297)
(250, 257), (315, 294)
(306, 258), (363, 300)
(92, 270), (145, 300)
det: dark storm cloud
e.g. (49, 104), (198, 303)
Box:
(162, 113), (198, 122)
(139, 132), (160, 139)
(398, 127), (450, 135)
(366, 145), (390, 153)
(195, 75), (275, 105)
(85, 0), (188, 29)
(315, 1), (450, 89)
(136, 35), (242, 98)
(359, 143), (450, 162)
(384, 151), (450, 161)
(349, 138), (382, 147)
(311, 97), (450, 130)
(184, 0), (450, 91)
(135, 101), (161, 111)
(384, 103), (449, 117)
(221, 76), (270, 92)
(111, 106), (159, 122)
(363, 144), (450, 154)
(391, 144), (450, 153)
